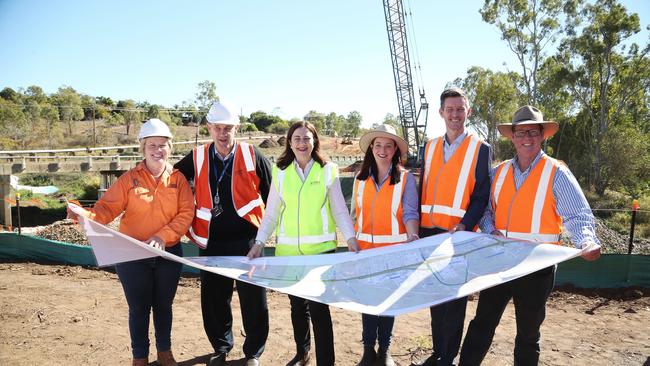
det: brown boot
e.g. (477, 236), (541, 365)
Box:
(132, 358), (148, 366)
(157, 350), (178, 366)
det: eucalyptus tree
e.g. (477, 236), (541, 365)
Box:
(555, 0), (649, 194)
(480, 0), (579, 105)
(456, 66), (520, 159)
(52, 86), (84, 136)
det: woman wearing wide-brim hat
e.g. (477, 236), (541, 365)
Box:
(351, 124), (420, 366)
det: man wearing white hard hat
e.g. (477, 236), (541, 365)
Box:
(69, 118), (194, 366)
(459, 105), (600, 366)
(175, 102), (272, 366)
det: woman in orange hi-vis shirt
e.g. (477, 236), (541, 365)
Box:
(68, 119), (194, 366)
(351, 125), (419, 366)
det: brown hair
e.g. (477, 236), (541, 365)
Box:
(440, 87), (469, 108)
(355, 139), (403, 185)
(276, 121), (327, 170)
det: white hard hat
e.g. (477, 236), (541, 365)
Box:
(206, 101), (239, 125)
(138, 118), (173, 140)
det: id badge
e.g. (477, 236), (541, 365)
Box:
(211, 204), (223, 218)
(211, 193), (222, 218)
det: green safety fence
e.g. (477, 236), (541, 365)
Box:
(1, 232), (648, 288)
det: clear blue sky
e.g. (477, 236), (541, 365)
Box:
(1, 0), (648, 137)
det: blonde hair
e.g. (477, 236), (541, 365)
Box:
(139, 137), (173, 156)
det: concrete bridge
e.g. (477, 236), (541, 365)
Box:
(0, 139), (362, 229)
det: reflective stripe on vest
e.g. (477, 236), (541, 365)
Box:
(354, 171), (408, 249)
(188, 143), (264, 248)
(274, 162), (337, 256)
(420, 134), (480, 230)
(492, 156), (562, 244)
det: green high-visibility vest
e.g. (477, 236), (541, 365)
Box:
(273, 161), (337, 256)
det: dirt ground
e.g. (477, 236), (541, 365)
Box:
(1, 263), (648, 366)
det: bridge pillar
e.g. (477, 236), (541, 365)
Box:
(0, 175), (11, 230)
(99, 170), (126, 199)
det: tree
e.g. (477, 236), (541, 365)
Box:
(40, 103), (62, 148)
(52, 86), (84, 136)
(268, 120), (290, 134)
(0, 98), (27, 149)
(480, 0), (579, 105)
(24, 85), (48, 104)
(195, 80), (218, 111)
(304, 110), (325, 131)
(382, 113), (401, 129)
(0, 87), (21, 103)
(555, 0), (648, 194)
(600, 125), (650, 197)
(117, 99), (141, 135)
(456, 67), (520, 158)
(80, 94), (97, 121)
(346, 111), (363, 137)
(324, 112), (343, 136)
(248, 111), (283, 132)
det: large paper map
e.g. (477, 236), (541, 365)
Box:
(69, 204), (584, 316)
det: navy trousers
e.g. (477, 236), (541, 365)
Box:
(116, 243), (182, 359)
(459, 266), (556, 366)
(289, 295), (335, 365)
(420, 227), (468, 365)
(361, 313), (395, 349)
(430, 296), (469, 365)
(200, 271), (269, 358)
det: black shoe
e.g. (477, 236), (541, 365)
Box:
(411, 354), (437, 366)
(286, 352), (311, 366)
(378, 347), (396, 366)
(208, 352), (226, 366)
(357, 345), (377, 366)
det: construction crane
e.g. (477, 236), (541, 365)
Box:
(382, 0), (429, 166)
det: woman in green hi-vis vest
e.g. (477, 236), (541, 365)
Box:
(248, 121), (359, 366)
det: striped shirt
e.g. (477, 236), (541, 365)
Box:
(479, 151), (599, 248)
(443, 131), (467, 163)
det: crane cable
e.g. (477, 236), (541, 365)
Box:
(404, 0), (425, 96)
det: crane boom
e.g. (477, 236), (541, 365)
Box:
(382, 0), (428, 166)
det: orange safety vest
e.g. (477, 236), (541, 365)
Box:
(420, 134), (481, 230)
(491, 154), (562, 244)
(188, 142), (265, 248)
(353, 170), (408, 250)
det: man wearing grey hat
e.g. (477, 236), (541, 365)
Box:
(175, 101), (272, 366)
(459, 105), (601, 366)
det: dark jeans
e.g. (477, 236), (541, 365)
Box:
(200, 271), (269, 358)
(116, 243), (183, 359)
(459, 266), (556, 366)
(361, 313), (395, 349)
(430, 296), (469, 366)
(289, 295), (335, 366)
(420, 227), (468, 365)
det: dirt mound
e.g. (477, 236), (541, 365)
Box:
(258, 138), (279, 148)
(340, 160), (363, 173)
(34, 220), (89, 245)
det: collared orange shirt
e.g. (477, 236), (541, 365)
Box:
(87, 161), (195, 247)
